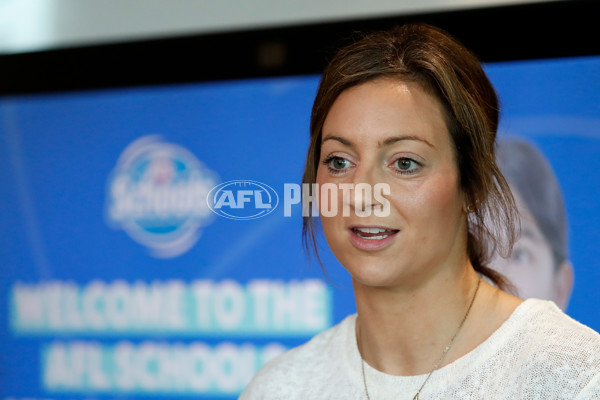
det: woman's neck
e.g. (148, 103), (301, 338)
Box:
(354, 265), (499, 376)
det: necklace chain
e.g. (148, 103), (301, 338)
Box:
(359, 278), (481, 400)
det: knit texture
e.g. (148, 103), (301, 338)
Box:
(240, 299), (600, 399)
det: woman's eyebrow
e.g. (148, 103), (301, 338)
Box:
(380, 135), (435, 149)
(322, 135), (352, 146)
(322, 134), (435, 149)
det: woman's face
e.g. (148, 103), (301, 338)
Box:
(316, 78), (468, 289)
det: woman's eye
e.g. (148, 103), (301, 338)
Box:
(394, 158), (420, 174)
(324, 156), (351, 172)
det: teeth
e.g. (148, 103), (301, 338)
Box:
(356, 233), (389, 240)
(355, 227), (387, 233)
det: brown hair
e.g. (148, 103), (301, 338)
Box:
(302, 23), (518, 291)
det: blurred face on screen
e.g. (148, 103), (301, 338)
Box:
(490, 190), (573, 310)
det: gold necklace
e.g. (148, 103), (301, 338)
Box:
(359, 278), (481, 400)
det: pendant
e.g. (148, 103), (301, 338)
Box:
(413, 394), (419, 400)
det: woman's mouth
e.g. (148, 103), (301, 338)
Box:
(352, 227), (396, 239)
(349, 226), (399, 250)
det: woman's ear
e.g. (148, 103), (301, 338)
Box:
(553, 260), (574, 311)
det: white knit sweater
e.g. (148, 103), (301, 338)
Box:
(240, 299), (600, 399)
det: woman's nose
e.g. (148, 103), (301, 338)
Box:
(347, 165), (388, 217)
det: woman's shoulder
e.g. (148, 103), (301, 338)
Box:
(433, 298), (600, 398)
(489, 298), (600, 393)
(512, 298), (600, 352)
(239, 314), (357, 399)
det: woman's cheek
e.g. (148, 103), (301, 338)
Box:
(420, 171), (462, 210)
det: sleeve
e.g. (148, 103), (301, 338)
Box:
(237, 355), (290, 400)
(238, 379), (262, 400)
(238, 365), (274, 400)
(238, 371), (291, 400)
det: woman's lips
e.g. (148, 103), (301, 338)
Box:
(349, 226), (399, 251)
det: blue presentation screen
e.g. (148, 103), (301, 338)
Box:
(1, 55), (599, 399)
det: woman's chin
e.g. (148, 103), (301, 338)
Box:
(346, 263), (406, 289)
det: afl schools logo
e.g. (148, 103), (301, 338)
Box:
(207, 180), (279, 220)
(105, 135), (218, 258)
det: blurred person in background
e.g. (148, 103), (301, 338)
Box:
(492, 138), (574, 310)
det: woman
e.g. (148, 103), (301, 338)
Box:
(241, 23), (600, 399)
